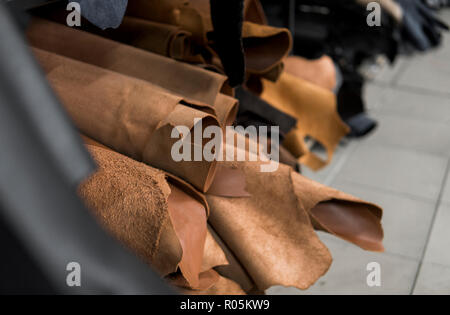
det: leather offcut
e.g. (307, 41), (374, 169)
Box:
(284, 55), (338, 92)
(261, 72), (350, 171)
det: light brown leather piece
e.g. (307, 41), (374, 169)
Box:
(242, 22), (292, 77)
(206, 147), (333, 291)
(27, 18), (229, 105)
(311, 202), (384, 252)
(168, 184), (208, 289)
(33, 48), (219, 192)
(284, 55), (337, 92)
(290, 172), (384, 252)
(79, 144), (182, 276)
(261, 72), (350, 170)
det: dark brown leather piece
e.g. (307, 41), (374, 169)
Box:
(310, 201), (384, 252)
(27, 18), (229, 106)
(101, 16), (195, 61)
(290, 172), (384, 252)
(242, 22), (292, 76)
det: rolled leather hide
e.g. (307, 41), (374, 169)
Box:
(33, 48), (219, 192)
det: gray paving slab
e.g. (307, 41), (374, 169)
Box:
(333, 143), (448, 201)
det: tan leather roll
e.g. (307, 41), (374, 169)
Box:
(80, 144), (210, 289)
(34, 48), (219, 192)
(27, 18), (229, 106)
(284, 55), (337, 92)
(261, 72), (350, 171)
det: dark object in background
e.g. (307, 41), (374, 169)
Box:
(2, 0), (95, 186)
(235, 86), (297, 141)
(0, 3), (173, 295)
(261, 0), (398, 138)
(73, 0), (128, 30)
(210, 0), (246, 87)
(397, 0), (449, 51)
(337, 73), (378, 138)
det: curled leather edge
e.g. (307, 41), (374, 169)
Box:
(144, 105), (220, 193)
(242, 21), (293, 75)
(289, 171), (384, 252)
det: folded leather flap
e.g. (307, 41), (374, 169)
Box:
(290, 171), (384, 252)
(144, 104), (220, 193)
(244, 0), (267, 25)
(242, 21), (292, 74)
(168, 184), (208, 289)
(261, 72), (349, 170)
(310, 201), (384, 252)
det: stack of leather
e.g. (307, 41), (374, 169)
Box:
(27, 0), (385, 295)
